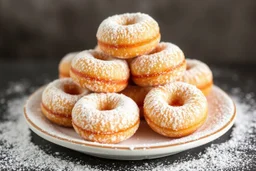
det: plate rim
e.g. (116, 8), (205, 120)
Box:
(24, 85), (236, 150)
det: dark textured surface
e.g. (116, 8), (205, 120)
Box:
(0, 61), (255, 170)
(1, 0), (256, 63)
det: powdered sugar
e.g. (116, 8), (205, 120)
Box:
(96, 13), (159, 45)
(0, 81), (255, 170)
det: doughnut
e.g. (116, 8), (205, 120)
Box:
(121, 85), (152, 118)
(72, 93), (140, 144)
(70, 50), (130, 93)
(144, 82), (208, 138)
(94, 45), (101, 51)
(41, 78), (89, 127)
(178, 59), (213, 95)
(131, 42), (186, 87)
(96, 13), (160, 59)
(58, 52), (79, 78)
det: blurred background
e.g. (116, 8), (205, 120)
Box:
(0, 0), (255, 64)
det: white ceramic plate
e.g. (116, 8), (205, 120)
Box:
(24, 85), (236, 160)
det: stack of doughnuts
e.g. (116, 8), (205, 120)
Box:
(42, 13), (213, 143)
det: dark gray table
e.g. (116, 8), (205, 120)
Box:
(0, 61), (255, 170)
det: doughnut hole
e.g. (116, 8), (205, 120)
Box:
(167, 92), (185, 107)
(118, 17), (136, 26)
(148, 43), (166, 55)
(63, 83), (83, 95)
(91, 51), (112, 61)
(97, 98), (118, 111)
(169, 97), (184, 107)
(186, 62), (196, 71)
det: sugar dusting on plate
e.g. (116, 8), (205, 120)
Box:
(0, 81), (255, 170)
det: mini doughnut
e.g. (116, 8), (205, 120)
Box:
(144, 82), (208, 138)
(58, 52), (79, 78)
(72, 93), (140, 144)
(179, 59), (213, 95)
(70, 50), (130, 93)
(131, 42), (186, 87)
(41, 78), (89, 127)
(121, 85), (152, 118)
(96, 13), (160, 59)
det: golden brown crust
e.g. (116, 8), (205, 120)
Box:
(132, 59), (186, 87)
(120, 85), (152, 118)
(144, 110), (208, 138)
(70, 67), (128, 93)
(41, 103), (73, 127)
(58, 52), (79, 78)
(59, 72), (70, 78)
(98, 34), (160, 59)
(72, 120), (140, 144)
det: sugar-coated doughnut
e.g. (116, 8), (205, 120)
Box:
(121, 85), (152, 118)
(179, 59), (213, 95)
(131, 42), (186, 87)
(97, 13), (160, 59)
(41, 78), (90, 127)
(58, 52), (79, 78)
(70, 50), (130, 93)
(72, 93), (140, 144)
(144, 82), (208, 138)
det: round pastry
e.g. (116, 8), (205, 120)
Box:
(96, 13), (160, 59)
(121, 85), (152, 118)
(72, 93), (140, 144)
(41, 78), (89, 127)
(58, 52), (79, 78)
(179, 59), (213, 95)
(144, 82), (208, 138)
(70, 50), (130, 93)
(131, 42), (186, 87)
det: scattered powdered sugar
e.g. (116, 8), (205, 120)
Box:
(151, 91), (256, 171)
(0, 81), (255, 170)
(0, 82), (98, 171)
(5, 80), (30, 95)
